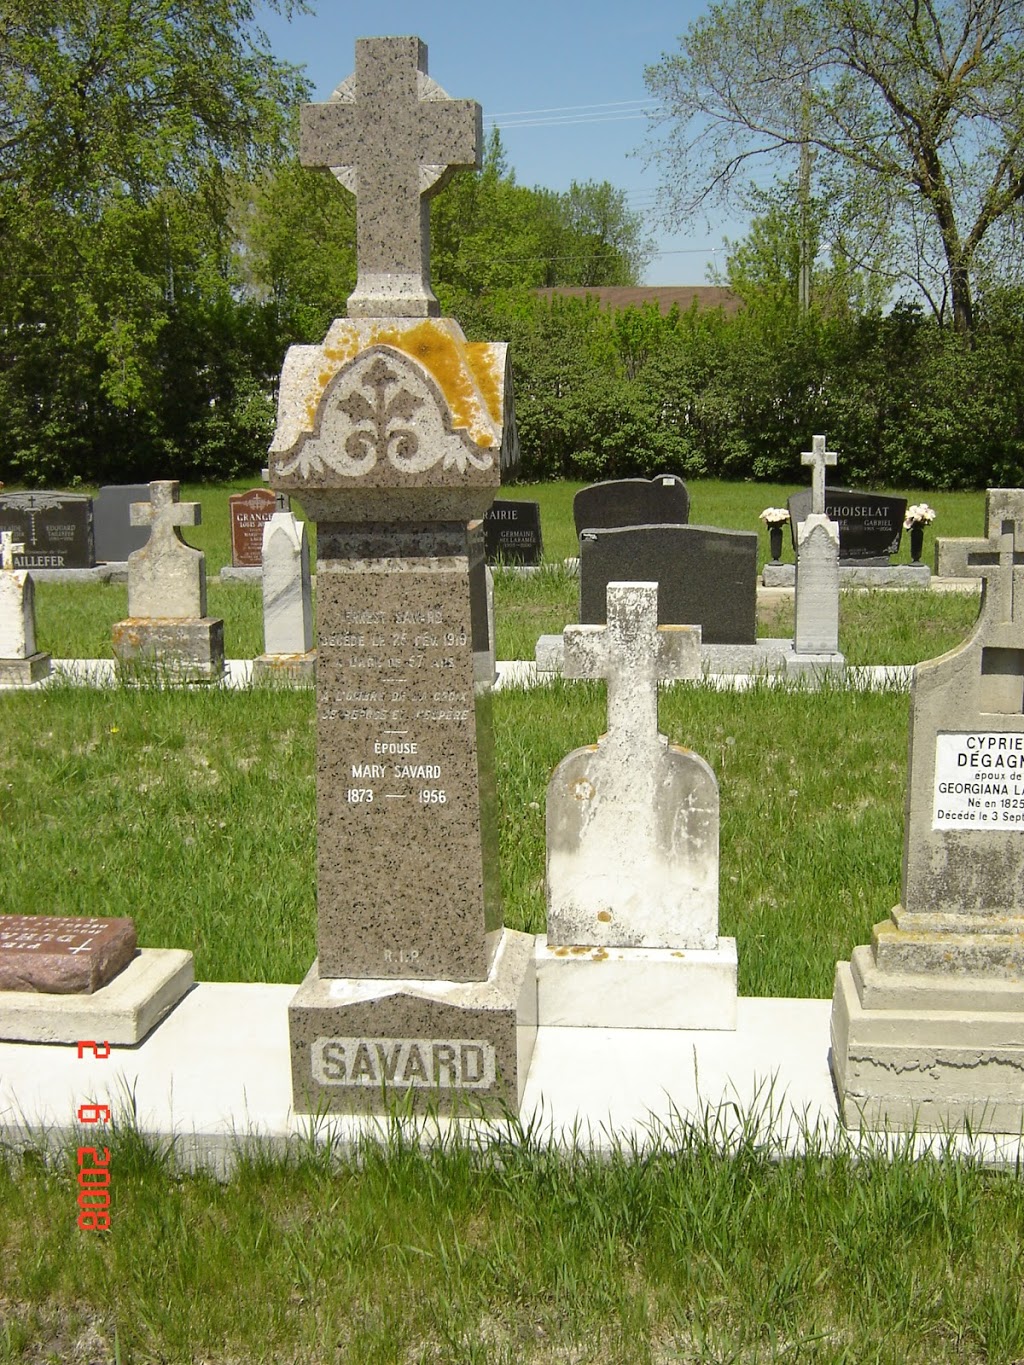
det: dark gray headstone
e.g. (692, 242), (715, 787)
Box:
(789, 487), (906, 564)
(573, 475), (690, 536)
(0, 492), (95, 569)
(483, 499), (543, 564)
(93, 485), (152, 562)
(579, 523), (757, 645)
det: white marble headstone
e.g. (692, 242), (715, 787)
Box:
(261, 511), (313, 655)
(546, 581), (720, 950)
(795, 513), (840, 654)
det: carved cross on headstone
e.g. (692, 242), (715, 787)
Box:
(563, 582), (701, 752)
(936, 491), (1024, 629)
(1, 531), (24, 571)
(130, 481), (200, 539)
(801, 434), (837, 515)
(300, 35), (482, 319)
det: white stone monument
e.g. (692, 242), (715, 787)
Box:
(832, 489), (1024, 1131)
(253, 510), (315, 683)
(0, 531), (51, 684)
(537, 581), (738, 1028)
(794, 435), (843, 662)
(111, 481), (225, 680)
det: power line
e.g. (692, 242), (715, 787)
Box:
(485, 98), (659, 119)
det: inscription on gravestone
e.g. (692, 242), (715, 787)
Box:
(0, 492), (95, 569)
(789, 488), (906, 563)
(0, 915), (137, 994)
(483, 499), (542, 564)
(229, 488), (278, 567)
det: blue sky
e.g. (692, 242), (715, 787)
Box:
(254, 0), (752, 285)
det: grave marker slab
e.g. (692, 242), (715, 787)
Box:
(93, 485), (152, 562)
(579, 523), (757, 644)
(229, 488), (278, 567)
(0, 492), (95, 569)
(272, 35), (535, 1116)
(573, 474), (689, 536)
(483, 499), (542, 564)
(832, 489), (1024, 1131)
(253, 510), (315, 682)
(0, 915), (136, 994)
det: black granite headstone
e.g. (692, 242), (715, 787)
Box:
(0, 492), (95, 569)
(483, 499), (543, 564)
(788, 487), (906, 564)
(93, 485), (152, 562)
(573, 475), (690, 536)
(579, 523), (757, 645)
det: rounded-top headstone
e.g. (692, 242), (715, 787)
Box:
(573, 475), (690, 536)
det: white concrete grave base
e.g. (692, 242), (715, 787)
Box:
(535, 933), (737, 1029)
(0, 948), (194, 1045)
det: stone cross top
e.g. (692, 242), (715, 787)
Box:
(300, 35), (482, 319)
(938, 490), (1024, 629)
(130, 481), (200, 539)
(1, 531), (24, 570)
(802, 434), (837, 515)
(563, 582), (700, 750)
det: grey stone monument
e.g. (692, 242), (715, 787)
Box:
(0, 530), (51, 684)
(832, 489), (1024, 1131)
(271, 36), (535, 1115)
(111, 481), (225, 680)
(794, 435), (842, 659)
(537, 582), (737, 1028)
(253, 510), (316, 683)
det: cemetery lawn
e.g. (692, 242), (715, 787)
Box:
(3, 1102), (1024, 1363)
(5, 481), (1022, 1363)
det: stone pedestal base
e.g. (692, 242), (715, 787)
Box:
(535, 934), (737, 1029)
(0, 652), (51, 685)
(112, 618), (225, 680)
(289, 928), (537, 1116)
(831, 945), (1024, 1132)
(0, 948), (194, 1045)
(252, 651), (316, 685)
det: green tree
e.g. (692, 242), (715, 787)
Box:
(646, 0), (1024, 331)
(0, 0), (307, 483)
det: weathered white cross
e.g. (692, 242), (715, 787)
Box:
(936, 490), (1024, 628)
(300, 35), (481, 318)
(130, 481), (200, 541)
(563, 582), (701, 753)
(801, 434), (837, 515)
(0, 530), (24, 571)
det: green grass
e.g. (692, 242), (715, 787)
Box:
(2, 1117), (1024, 1363)
(0, 677), (906, 998)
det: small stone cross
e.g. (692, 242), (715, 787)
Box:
(563, 582), (701, 752)
(937, 490), (1024, 629)
(801, 435), (837, 515)
(130, 481), (200, 540)
(0, 531), (24, 571)
(300, 35), (481, 318)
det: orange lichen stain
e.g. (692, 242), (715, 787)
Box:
(552, 946), (570, 957)
(671, 951), (686, 959)
(570, 946), (589, 956)
(591, 950), (608, 962)
(597, 911), (612, 923)
(298, 320), (502, 445)
(369, 320), (498, 446)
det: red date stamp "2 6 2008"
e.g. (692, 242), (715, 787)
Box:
(76, 1039), (111, 1232)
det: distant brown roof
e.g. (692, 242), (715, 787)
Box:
(532, 285), (742, 316)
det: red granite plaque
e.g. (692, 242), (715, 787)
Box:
(0, 915), (137, 994)
(229, 488), (277, 567)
